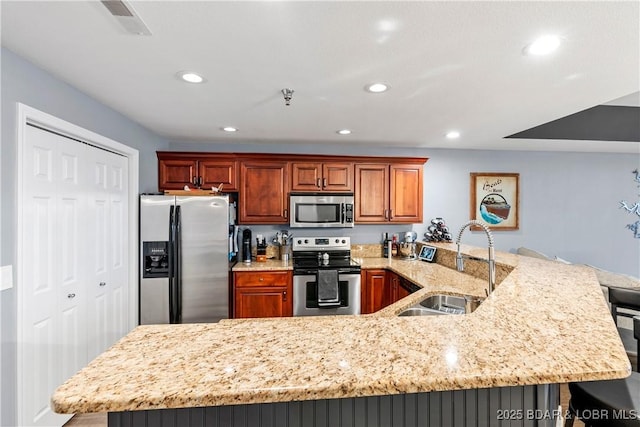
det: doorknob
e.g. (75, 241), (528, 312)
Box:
(99, 282), (106, 287)
(67, 293), (76, 299)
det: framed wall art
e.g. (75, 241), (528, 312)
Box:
(470, 173), (519, 230)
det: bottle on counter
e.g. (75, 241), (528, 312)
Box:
(391, 234), (398, 257)
(382, 232), (389, 257)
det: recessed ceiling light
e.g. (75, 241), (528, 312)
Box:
(523, 35), (561, 56)
(446, 131), (461, 139)
(222, 127), (238, 132)
(177, 71), (206, 83)
(365, 83), (389, 93)
(337, 129), (352, 135)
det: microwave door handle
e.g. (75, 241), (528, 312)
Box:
(341, 203), (346, 224)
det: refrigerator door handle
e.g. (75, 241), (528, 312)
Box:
(175, 205), (183, 323)
(168, 205), (177, 323)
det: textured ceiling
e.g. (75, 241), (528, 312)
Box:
(1, 1), (639, 153)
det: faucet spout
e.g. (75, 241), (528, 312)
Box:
(455, 220), (496, 295)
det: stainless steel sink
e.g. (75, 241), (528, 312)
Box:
(398, 294), (484, 316)
(419, 294), (467, 314)
(397, 307), (445, 317)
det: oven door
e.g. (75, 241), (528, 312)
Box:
(293, 273), (361, 316)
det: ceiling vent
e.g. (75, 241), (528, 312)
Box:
(101, 1), (152, 35)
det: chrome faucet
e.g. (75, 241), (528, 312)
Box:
(455, 220), (496, 295)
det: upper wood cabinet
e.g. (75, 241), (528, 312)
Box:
(239, 161), (290, 224)
(291, 162), (353, 192)
(157, 152), (238, 191)
(354, 163), (423, 224)
(157, 152), (426, 225)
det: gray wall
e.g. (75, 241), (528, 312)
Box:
(169, 142), (640, 277)
(0, 48), (168, 426)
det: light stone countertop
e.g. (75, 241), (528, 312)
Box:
(51, 243), (634, 414)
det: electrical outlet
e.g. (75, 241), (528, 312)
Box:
(0, 265), (13, 291)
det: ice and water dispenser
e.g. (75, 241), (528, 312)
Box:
(142, 241), (169, 278)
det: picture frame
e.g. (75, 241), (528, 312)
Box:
(418, 245), (437, 262)
(470, 173), (519, 231)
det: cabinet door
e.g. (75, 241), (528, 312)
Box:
(291, 162), (322, 191)
(199, 160), (238, 191)
(390, 164), (423, 223)
(388, 272), (400, 304)
(354, 164), (389, 223)
(235, 287), (291, 318)
(239, 161), (289, 224)
(323, 162), (353, 192)
(233, 271), (292, 318)
(397, 278), (412, 301)
(159, 159), (198, 190)
(363, 269), (388, 314)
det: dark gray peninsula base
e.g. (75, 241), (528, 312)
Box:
(107, 384), (560, 427)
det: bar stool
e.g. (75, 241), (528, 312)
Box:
(565, 314), (640, 426)
(609, 286), (640, 369)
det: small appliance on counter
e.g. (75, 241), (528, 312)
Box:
(242, 228), (252, 263)
(255, 235), (267, 262)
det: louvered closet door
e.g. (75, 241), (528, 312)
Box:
(21, 125), (87, 427)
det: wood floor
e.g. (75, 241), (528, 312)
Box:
(63, 384), (585, 427)
(63, 412), (106, 427)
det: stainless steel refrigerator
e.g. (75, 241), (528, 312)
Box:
(139, 194), (230, 324)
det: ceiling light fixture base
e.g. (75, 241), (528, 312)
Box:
(281, 88), (294, 106)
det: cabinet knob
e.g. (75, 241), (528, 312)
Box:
(99, 282), (107, 287)
(283, 291), (287, 302)
(67, 293), (76, 299)
(259, 277), (264, 281)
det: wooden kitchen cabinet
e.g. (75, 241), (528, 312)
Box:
(157, 152), (238, 191)
(291, 162), (353, 192)
(233, 271), (292, 318)
(239, 161), (289, 224)
(354, 163), (423, 224)
(362, 270), (418, 313)
(361, 269), (389, 314)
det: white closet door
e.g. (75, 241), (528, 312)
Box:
(107, 151), (129, 346)
(21, 125), (84, 427)
(20, 124), (130, 426)
(86, 148), (129, 360)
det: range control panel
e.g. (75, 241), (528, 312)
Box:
(292, 237), (351, 252)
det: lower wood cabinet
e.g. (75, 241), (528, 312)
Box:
(361, 269), (388, 314)
(233, 271), (292, 318)
(361, 269), (415, 314)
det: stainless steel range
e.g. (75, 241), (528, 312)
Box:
(292, 237), (361, 316)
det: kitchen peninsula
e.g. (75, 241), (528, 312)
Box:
(51, 243), (633, 427)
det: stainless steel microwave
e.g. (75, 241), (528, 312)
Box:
(289, 193), (354, 228)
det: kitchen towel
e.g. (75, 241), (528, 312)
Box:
(317, 269), (340, 306)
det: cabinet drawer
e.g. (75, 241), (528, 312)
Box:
(234, 271), (290, 287)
